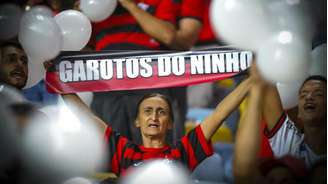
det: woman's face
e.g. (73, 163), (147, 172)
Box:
(135, 96), (172, 139)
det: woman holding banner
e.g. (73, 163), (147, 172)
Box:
(61, 75), (253, 176)
(90, 0), (181, 145)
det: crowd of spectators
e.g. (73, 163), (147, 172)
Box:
(0, 0), (326, 184)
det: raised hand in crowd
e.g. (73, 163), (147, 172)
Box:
(233, 62), (266, 183)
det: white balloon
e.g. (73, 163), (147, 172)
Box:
(23, 104), (106, 178)
(277, 80), (304, 109)
(80, 0), (117, 22)
(310, 44), (327, 78)
(0, 84), (23, 171)
(210, 0), (272, 51)
(24, 57), (45, 89)
(0, 83), (27, 104)
(26, 5), (54, 17)
(267, 0), (315, 43)
(257, 32), (310, 83)
(62, 177), (92, 184)
(19, 12), (62, 61)
(0, 3), (22, 40)
(120, 160), (190, 184)
(55, 10), (92, 51)
(0, 99), (19, 170)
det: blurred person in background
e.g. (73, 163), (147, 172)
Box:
(194, 0), (226, 48)
(0, 42), (28, 90)
(258, 155), (308, 184)
(262, 75), (326, 167)
(233, 63), (326, 184)
(308, 158), (326, 184)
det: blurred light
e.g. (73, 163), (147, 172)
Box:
(62, 177), (92, 184)
(36, 14), (45, 20)
(23, 103), (107, 180)
(278, 31), (293, 44)
(120, 160), (190, 184)
(225, 0), (236, 11)
(57, 105), (81, 133)
(25, 5), (31, 11)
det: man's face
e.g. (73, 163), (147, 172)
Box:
(0, 45), (28, 89)
(136, 96), (173, 139)
(298, 80), (327, 125)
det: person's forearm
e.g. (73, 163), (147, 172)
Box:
(170, 18), (202, 50)
(122, 2), (175, 46)
(262, 84), (284, 130)
(200, 77), (252, 141)
(233, 85), (263, 183)
(62, 94), (107, 134)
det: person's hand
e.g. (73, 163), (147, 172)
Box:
(118, 0), (137, 10)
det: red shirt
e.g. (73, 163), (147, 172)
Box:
(259, 119), (274, 158)
(104, 125), (213, 176)
(179, 0), (204, 20)
(93, 0), (180, 51)
(196, 0), (217, 45)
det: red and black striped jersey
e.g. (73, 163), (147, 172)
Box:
(93, 0), (180, 51)
(103, 125), (213, 176)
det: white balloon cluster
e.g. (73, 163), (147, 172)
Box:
(19, 6), (62, 62)
(210, 0), (315, 83)
(210, 0), (324, 109)
(12, 0), (116, 88)
(19, 7), (92, 63)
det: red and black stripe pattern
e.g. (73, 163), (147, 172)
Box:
(179, 0), (204, 21)
(103, 125), (213, 176)
(93, 0), (180, 51)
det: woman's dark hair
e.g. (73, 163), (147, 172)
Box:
(135, 93), (174, 122)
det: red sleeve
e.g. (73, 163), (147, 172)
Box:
(258, 119), (274, 158)
(258, 113), (288, 158)
(104, 126), (129, 175)
(155, 0), (180, 24)
(179, 125), (213, 171)
(263, 113), (288, 138)
(179, 0), (204, 20)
